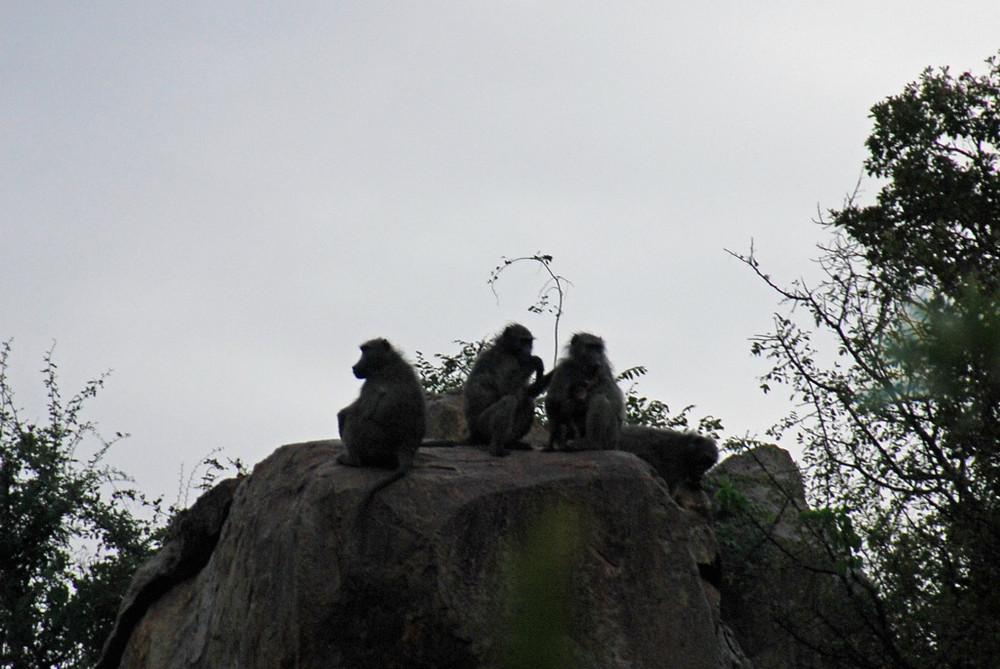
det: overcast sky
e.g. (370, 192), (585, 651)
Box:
(3, 3), (998, 503)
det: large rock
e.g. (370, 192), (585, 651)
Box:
(97, 477), (241, 669)
(708, 445), (879, 668)
(103, 440), (736, 668)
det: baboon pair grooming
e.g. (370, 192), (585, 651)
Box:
(465, 326), (718, 489)
(463, 326), (626, 454)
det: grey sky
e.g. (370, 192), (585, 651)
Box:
(3, 3), (998, 501)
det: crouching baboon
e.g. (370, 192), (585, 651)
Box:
(617, 425), (719, 493)
(463, 323), (549, 456)
(337, 338), (426, 523)
(545, 332), (624, 450)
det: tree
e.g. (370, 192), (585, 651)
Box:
(488, 253), (572, 369)
(0, 341), (162, 668)
(731, 54), (1000, 668)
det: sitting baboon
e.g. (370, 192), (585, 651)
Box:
(544, 377), (594, 451)
(463, 323), (549, 456)
(337, 338), (426, 522)
(545, 332), (625, 450)
(617, 425), (719, 493)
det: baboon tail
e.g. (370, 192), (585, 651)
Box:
(352, 451), (414, 532)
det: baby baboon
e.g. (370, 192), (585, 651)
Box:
(617, 425), (719, 493)
(463, 323), (549, 456)
(544, 377), (595, 451)
(337, 338), (426, 522)
(545, 332), (625, 451)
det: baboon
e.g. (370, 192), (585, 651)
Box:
(545, 332), (625, 451)
(617, 425), (719, 493)
(337, 338), (426, 523)
(463, 323), (549, 456)
(544, 377), (595, 451)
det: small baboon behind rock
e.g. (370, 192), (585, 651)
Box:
(617, 425), (719, 493)
(463, 323), (549, 456)
(337, 338), (426, 523)
(545, 332), (625, 451)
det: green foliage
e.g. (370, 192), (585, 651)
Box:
(0, 341), (162, 668)
(842, 55), (1000, 296)
(797, 507), (863, 574)
(618, 366), (724, 436)
(413, 339), (487, 395)
(711, 476), (751, 519)
(733, 54), (1000, 668)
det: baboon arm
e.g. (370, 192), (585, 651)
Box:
(363, 389), (388, 419)
(527, 370), (553, 396)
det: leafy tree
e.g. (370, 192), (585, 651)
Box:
(731, 54), (1000, 668)
(414, 339), (487, 395)
(0, 341), (162, 668)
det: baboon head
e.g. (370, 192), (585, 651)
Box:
(569, 378), (595, 402)
(568, 332), (608, 370)
(351, 338), (394, 379)
(497, 323), (535, 363)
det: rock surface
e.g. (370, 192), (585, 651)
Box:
(97, 477), (241, 669)
(103, 440), (735, 668)
(424, 390), (467, 441)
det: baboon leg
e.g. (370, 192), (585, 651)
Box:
(472, 396), (511, 456)
(338, 419), (398, 468)
(474, 393), (534, 456)
(337, 411), (360, 466)
(336, 449), (361, 466)
(546, 413), (572, 452)
(585, 395), (621, 450)
(544, 428), (559, 452)
(489, 395), (520, 457)
(507, 391), (536, 450)
(337, 408), (347, 435)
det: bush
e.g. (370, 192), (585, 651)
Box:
(0, 341), (162, 668)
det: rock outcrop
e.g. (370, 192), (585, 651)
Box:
(97, 477), (241, 669)
(101, 440), (741, 669)
(707, 446), (879, 669)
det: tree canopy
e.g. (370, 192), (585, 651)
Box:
(733, 54), (1000, 668)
